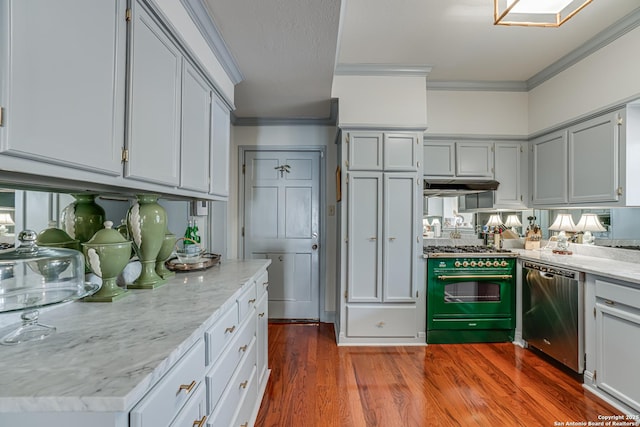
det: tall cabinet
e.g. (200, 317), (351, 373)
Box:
(338, 131), (423, 344)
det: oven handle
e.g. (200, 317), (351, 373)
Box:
(437, 274), (513, 280)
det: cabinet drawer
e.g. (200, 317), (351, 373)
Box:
(231, 367), (259, 427)
(205, 304), (240, 366)
(207, 341), (257, 427)
(237, 284), (257, 323)
(206, 317), (256, 414)
(346, 305), (416, 337)
(255, 271), (269, 301)
(169, 381), (207, 427)
(595, 280), (640, 310)
(130, 339), (205, 427)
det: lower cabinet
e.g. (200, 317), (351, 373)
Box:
(594, 279), (640, 412)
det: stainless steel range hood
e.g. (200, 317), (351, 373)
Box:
(423, 179), (500, 197)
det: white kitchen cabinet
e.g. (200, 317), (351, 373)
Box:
(423, 140), (493, 178)
(255, 271), (269, 389)
(594, 279), (640, 412)
(348, 132), (418, 171)
(180, 61), (211, 192)
(423, 141), (455, 177)
(493, 141), (528, 208)
(209, 96), (231, 198)
(0, 0), (126, 176)
(125, 0), (181, 186)
(531, 130), (568, 206)
(346, 173), (417, 303)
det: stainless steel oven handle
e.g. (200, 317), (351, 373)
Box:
(437, 274), (513, 280)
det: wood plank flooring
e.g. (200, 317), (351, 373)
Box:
(256, 322), (621, 426)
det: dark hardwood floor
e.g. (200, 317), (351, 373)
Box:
(256, 322), (620, 426)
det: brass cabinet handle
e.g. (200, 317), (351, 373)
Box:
(178, 380), (196, 393)
(225, 325), (236, 334)
(192, 415), (206, 427)
(239, 344), (248, 352)
(240, 380), (248, 389)
(437, 274), (513, 280)
(605, 300), (615, 306)
(258, 312), (265, 318)
(262, 281), (269, 286)
(240, 423), (249, 427)
(248, 298), (256, 304)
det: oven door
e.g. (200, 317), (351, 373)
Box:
(430, 275), (513, 318)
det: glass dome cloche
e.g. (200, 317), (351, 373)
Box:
(0, 230), (100, 345)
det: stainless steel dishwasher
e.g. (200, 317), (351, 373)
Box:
(522, 261), (585, 373)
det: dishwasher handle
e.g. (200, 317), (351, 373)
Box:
(522, 261), (579, 280)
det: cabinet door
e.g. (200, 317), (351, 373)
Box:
(348, 132), (383, 171)
(383, 133), (417, 171)
(568, 111), (620, 204)
(179, 62), (211, 192)
(0, 0), (125, 175)
(210, 96), (230, 197)
(596, 300), (640, 411)
(256, 290), (269, 388)
(383, 173), (417, 302)
(455, 142), (493, 177)
(126, 2), (181, 186)
(531, 130), (568, 206)
(494, 142), (527, 208)
(347, 172), (382, 302)
(423, 141), (455, 177)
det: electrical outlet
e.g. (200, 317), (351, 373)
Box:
(328, 205), (335, 216)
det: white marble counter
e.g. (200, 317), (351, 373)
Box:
(0, 259), (270, 413)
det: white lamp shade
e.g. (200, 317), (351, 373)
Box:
(485, 214), (503, 227)
(0, 213), (14, 225)
(549, 213), (576, 232)
(575, 214), (606, 232)
(504, 215), (522, 228)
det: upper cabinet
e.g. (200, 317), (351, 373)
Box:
(493, 142), (528, 209)
(531, 105), (640, 208)
(348, 132), (418, 171)
(0, 0), (126, 176)
(209, 97), (231, 198)
(423, 141), (493, 178)
(125, 1), (181, 187)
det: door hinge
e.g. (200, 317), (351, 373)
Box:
(491, 167), (494, 174)
(346, 135), (350, 144)
(0, 106), (4, 127)
(617, 114), (623, 126)
(121, 148), (129, 162)
(491, 145), (495, 152)
(593, 307), (596, 318)
(344, 290), (348, 300)
(593, 370), (597, 381)
(520, 145), (524, 153)
(242, 164), (246, 175)
(416, 290), (419, 298)
(345, 160), (349, 168)
(241, 227), (245, 237)
(125, 8), (132, 22)
(617, 186), (623, 196)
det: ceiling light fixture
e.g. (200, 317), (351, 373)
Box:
(494, 0), (592, 27)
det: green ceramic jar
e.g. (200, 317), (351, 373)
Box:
(60, 194), (106, 244)
(156, 231), (176, 280)
(36, 222), (81, 252)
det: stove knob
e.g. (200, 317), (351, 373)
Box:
(454, 261), (461, 268)
(462, 261), (469, 267)
(493, 261), (500, 267)
(500, 260), (508, 267)
(477, 261), (484, 267)
(470, 261), (477, 267)
(486, 262), (493, 268)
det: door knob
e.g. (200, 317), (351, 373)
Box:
(312, 244), (318, 250)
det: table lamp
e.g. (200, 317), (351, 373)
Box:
(548, 213), (576, 254)
(575, 213), (606, 245)
(504, 215), (523, 234)
(0, 213), (14, 236)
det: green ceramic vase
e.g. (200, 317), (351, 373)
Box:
(127, 194), (167, 289)
(155, 231), (176, 279)
(60, 194), (106, 244)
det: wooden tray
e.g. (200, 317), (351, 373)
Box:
(165, 253), (221, 272)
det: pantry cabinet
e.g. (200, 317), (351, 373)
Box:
(594, 278), (640, 412)
(0, 0), (126, 176)
(125, 0), (181, 186)
(347, 132), (418, 171)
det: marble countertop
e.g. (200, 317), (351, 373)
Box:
(0, 259), (270, 413)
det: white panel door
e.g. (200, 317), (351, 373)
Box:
(244, 150), (320, 319)
(532, 130), (568, 206)
(125, 1), (181, 186)
(348, 132), (383, 171)
(347, 172), (382, 303)
(494, 142), (527, 208)
(383, 173), (416, 302)
(383, 133), (417, 171)
(1, 0), (125, 175)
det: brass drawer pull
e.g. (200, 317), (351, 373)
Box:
(241, 423), (249, 427)
(192, 415), (206, 427)
(225, 325), (236, 334)
(258, 312), (265, 318)
(240, 380), (248, 389)
(239, 344), (248, 352)
(262, 281), (269, 286)
(248, 298), (256, 304)
(178, 380), (196, 393)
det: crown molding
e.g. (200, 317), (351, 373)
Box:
(180, 0), (244, 85)
(232, 99), (339, 126)
(426, 80), (528, 92)
(335, 63), (432, 77)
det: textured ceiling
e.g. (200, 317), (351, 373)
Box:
(203, 0), (640, 120)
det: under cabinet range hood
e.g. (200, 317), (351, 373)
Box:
(423, 179), (500, 197)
